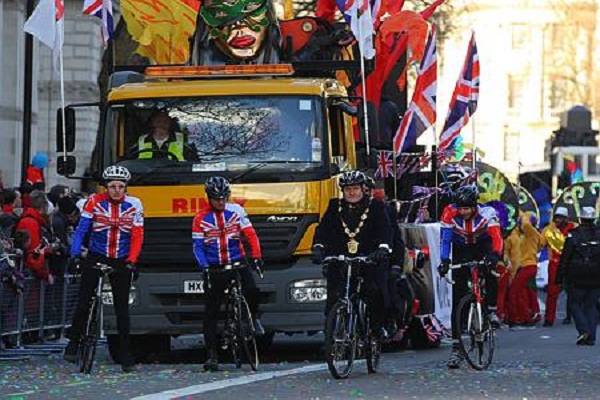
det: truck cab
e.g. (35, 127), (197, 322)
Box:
(58, 64), (358, 358)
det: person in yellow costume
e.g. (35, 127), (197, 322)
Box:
(504, 212), (544, 326)
(541, 207), (576, 326)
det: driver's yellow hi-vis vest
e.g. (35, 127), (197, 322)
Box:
(138, 133), (185, 161)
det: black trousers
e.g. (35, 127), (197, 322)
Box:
(325, 262), (388, 331)
(570, 287), (600, 342)
(451, 246), (498, 340)
(203, 266), (258, 354)
(68, 253), (133, 364)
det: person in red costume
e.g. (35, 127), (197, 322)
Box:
(541, 207), (576, 326)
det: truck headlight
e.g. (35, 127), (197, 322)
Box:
(289, 279), (327, 303)
(102, 283), (138, 306)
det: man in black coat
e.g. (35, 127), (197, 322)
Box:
(311, 170), (392, 337)
(557, 206), (600, 346)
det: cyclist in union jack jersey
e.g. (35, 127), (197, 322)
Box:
(63, 165), (143, 373)
(192, 176), (264, 372)
(438, 184), (503, 369)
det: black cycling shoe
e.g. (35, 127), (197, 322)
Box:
(63, 341), (79, 364)
(122, 363), (136, 373)
(447, 347), (463, 369)
(203, 358), (219, 372)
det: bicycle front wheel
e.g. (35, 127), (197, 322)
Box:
(324, 301), (356, 379)
(455, 295), (495, 370)
(78, 300), (99, 374)
(238, 297), (259, 371)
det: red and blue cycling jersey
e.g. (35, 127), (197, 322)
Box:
(440, 204), (503, 261)
(192, 203), (262, 269)
(71, 193), (144, 263)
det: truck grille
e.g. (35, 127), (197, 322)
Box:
(139, 214), (318, 265)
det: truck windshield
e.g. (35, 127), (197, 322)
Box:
(105, 95), (326, 184)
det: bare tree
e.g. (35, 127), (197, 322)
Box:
(545, 0), (597, 111)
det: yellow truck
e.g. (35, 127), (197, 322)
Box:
(57, 64), (360, 359)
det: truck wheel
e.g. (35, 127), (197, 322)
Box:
(107, 334), (171, 363)
(255, 331), (275, 351)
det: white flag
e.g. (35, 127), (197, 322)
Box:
(24, 0), (64, 67)
(346, 0), (375, 59)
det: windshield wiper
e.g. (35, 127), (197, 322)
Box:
(230, 160), (320, 183)
(230, 162), (268, 183)
(121, 160), (191, 185)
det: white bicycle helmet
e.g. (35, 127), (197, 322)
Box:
(102, 165), (131, 184)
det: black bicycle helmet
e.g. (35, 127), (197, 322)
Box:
(205, 176), (231, 199)
(339, 170), (367, 188)
(454, 184), (479, 207)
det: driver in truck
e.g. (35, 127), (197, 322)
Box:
(131, 109), (198, 161)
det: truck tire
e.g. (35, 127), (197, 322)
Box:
(107, 334), (171, 363)
(255, 331), (275, 351)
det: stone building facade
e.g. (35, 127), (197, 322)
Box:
(438, 0), (599, 177)
(0, 0), (106, 188)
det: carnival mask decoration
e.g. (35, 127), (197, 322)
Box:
(200, 0), (270, 60)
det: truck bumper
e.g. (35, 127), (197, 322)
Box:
(103, 257), (326, 335)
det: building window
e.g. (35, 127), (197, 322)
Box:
(508, 75), (525, 110)
(511, 24), (530, 51)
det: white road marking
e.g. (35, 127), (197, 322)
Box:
(131, 363), (330, 400)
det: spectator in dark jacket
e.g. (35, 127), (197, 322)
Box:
(50, 197), (79, 275)
(0, 188), (21, 236)
(557, 207), (600, 346)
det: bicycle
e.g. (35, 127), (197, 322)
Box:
(206, 262), (262, 371)
(446, 260), (497, 370)
(76, 262), (113, 374)
(323, 255), (381, 379)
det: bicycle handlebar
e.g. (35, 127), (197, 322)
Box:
(90, 263), (114, 275)
(322, 255), (374, 264)
(444, 260), (499, 284)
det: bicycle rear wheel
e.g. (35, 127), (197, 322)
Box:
(78, 300), (99, 374)
(238, 297), (259, 371)
(455, 295), (495, 370)
(324, 301), (356, 379)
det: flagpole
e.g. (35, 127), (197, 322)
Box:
(59, 43), (67, 168)
(471, 116), (476, 171)
(392, 148), (398, 200)
(358, 10), (371, 157)
(22, 0), (35, 184)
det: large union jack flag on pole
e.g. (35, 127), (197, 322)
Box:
(439, 32), (480, 152)
(393, 25), (437, 154)
(83, 0), (114, 44)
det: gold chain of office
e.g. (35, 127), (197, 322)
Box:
(338, 199), (371, 254)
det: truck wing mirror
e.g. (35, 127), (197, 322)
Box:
(57, 155), (76, 176)
(56, 107), (76, 152)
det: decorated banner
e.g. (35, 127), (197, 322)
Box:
(513, 184), (540, 228)
(553, 181), (600, 223)
(121, 0), (201, 64)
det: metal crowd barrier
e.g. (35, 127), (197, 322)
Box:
(0, 270), (81, 360)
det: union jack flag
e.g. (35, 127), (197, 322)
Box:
(396, 153), (424, 179)
(83, 0), (114, 44)
(393, 25), (437, 154)
(439, 32), (480, 152)
(374, 150), (395, 179)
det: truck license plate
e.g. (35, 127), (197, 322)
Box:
(184, 280), (204, 294)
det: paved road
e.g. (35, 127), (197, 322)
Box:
(1, 322), (599, 400)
